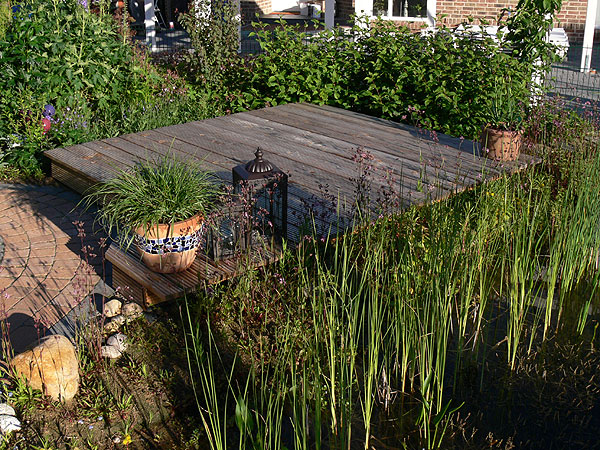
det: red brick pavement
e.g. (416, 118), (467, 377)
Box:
(0, 184), (105, 353)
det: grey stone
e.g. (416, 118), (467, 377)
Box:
(122, 303), (143, 320)
(0, 404), (15, 417)
(100, 345), (122, 359)
(106, 333), (127, 353)
(104, 315), (126, 334)
(0, 414), (21, 434)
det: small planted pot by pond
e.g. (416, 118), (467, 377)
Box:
(135, 214), (204, 273)
(83, 153), (220, 274)
(480, 126), (523, 162)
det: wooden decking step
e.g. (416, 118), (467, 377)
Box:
(106, 243), (282, 307)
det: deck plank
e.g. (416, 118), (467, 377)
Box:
(46, 103), (540, 304)
(253, 105), (502, 180)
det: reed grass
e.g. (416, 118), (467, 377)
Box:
(181, 107), (600, 449)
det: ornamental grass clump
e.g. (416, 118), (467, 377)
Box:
(84, 153), (220, 250)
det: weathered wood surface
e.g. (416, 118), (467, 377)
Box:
(106, 243), (281, 306)
(46, 102), (538, 243)
(46, 103), (539, 304)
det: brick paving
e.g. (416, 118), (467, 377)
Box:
(0, 183), (105, 353)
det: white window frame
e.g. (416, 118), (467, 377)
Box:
(355, 0), (436, 27)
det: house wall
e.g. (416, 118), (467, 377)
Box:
(436, 0), (588, 42)
(241, 0), (272, 23)
(334, 0), (590, 42)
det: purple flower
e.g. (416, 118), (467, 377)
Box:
(43, 104), (55, 118)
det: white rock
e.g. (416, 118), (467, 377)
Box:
(103, 299), (122, 318)
(0, 414), (21, 433)
(104, 314), (126, 334)
(0, 404), (15, 417)
(122, 302), (143, 319)
(106, 333), (127, 353)
(100, 345), (122, 359)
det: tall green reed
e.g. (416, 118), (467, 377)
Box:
(181, 130), (600, 449)
(548, 151), (600, 335)
(499, 172), (548, 369)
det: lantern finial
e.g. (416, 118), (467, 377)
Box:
(245, 147), (274, 174)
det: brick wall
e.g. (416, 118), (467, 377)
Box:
(554, 0), (588, 42)
(436, 0), (589, 43)
(435, 0), (517, 26)
(335, 0), (590, 43)
(241, 0), (271, 23)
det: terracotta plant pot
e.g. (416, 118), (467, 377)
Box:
(134, 214), (204, 273)
(480, 127), (523, 162)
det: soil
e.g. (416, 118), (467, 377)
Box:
(7, 308), (208, 450)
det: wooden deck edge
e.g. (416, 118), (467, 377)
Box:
(50, 159), (97, 195)
(106, 242), (284, 307)
(105, 245), (180, 305)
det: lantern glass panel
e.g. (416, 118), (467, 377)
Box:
(232, 150), (288, 245)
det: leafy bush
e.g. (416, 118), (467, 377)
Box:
(0, 0), (9, 41)
(231, 18), (532, 139)
(0, 0), (212, 176)
(179, 0), (241, 92)
(504, 0), (563, 70)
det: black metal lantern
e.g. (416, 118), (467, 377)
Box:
(232, 148), (288, 244)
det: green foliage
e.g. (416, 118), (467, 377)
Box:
(0, 0), (10, 41)
(235, 18), (532, 139)
(0, 0), (150, 112)
(0, 0), (144, 173)
(503, 0), (563, 70)
(0, 0), (215, 175)
(180, 0), (241, 92)
(83, 153), (220, 248)
(0, 93), (47, 177)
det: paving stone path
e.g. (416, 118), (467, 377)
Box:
(0, 184), (105, 353)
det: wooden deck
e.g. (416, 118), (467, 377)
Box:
(45, 103), (538, 305)
(107, 243), (281, 307)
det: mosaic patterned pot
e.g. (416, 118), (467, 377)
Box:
(134, 214), (204, 274)
(480, 127), (523, 162)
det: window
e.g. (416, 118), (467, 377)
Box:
(372, 0), (426, 18)
(354, 0), (434, 25)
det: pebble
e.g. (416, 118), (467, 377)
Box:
(122, 302), (143, 319)
(104, 314), (126, 334)
(0, 404), (15, 417)
(100, 345), (122, 359)
(106, 333), (127, 353)
(103, 299), (123, 318)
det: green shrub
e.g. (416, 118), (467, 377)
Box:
(232, 18), (532, 139)
(0, 0), (10, 41)
(179, 0), (241, 92)
(0, 0), (153, 112)
(0, 0), (209, 175)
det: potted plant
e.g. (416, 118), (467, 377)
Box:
(480, 80), (526, 162)
(84, 153), (220, 273)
